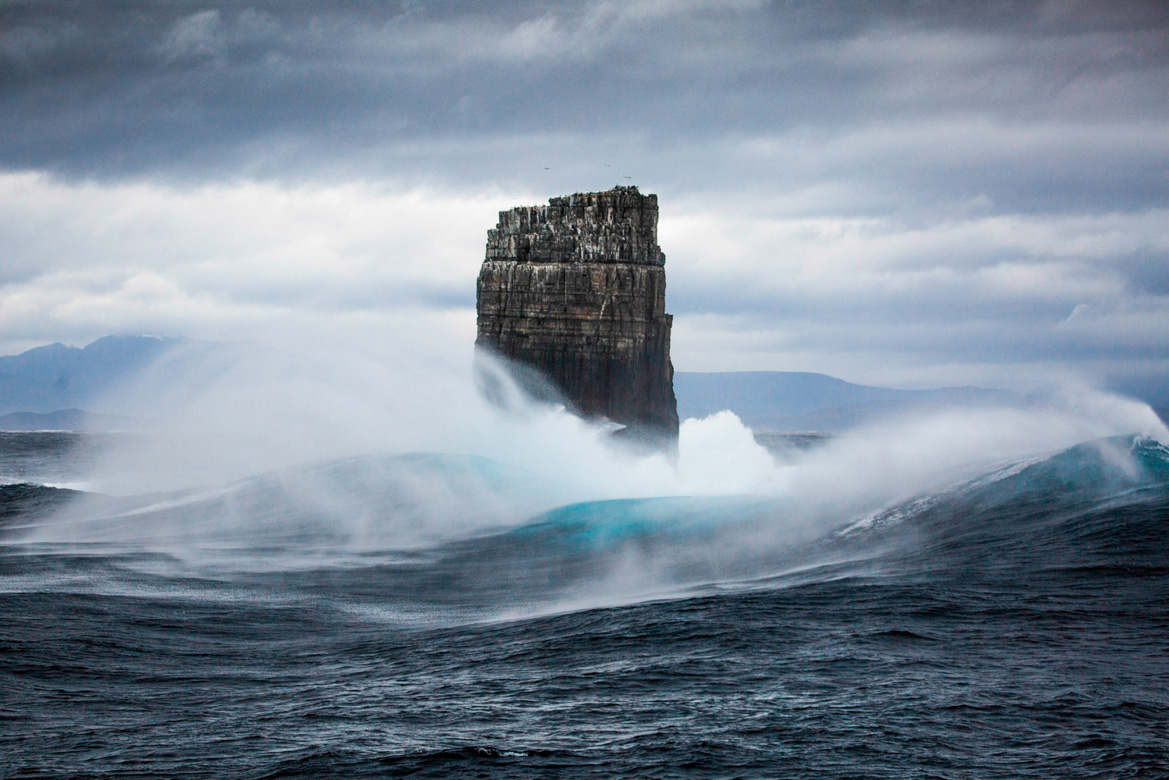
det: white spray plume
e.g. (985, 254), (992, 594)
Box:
(28, 326), (1166, 571)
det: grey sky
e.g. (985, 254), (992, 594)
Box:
(1, 0), (1166, 401)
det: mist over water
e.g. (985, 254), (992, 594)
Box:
(74, 332), (1169, 493)
(15, 334), (1166, 609)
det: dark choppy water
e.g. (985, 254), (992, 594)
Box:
(0, 431), (122, 488)
(2, 432), (1167, 779)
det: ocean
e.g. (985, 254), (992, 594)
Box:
(1, 423), (1167, 779)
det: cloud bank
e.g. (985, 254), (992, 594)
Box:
(1, 1), (1166, 401)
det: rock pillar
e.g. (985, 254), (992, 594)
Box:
(475, 186), (679, 443)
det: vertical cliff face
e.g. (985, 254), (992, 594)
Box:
(476, 186), (679, 443)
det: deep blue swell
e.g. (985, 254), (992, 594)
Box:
(1, 435), (1167, 778)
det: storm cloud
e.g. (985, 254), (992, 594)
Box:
(1, 1), (1166, 401)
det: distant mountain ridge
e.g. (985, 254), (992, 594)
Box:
(675, 371), (1021, 431)
(0, 336), (186, 415)
(2, 337), (1161, 433)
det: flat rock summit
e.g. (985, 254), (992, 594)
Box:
(475, 186), (679, 444)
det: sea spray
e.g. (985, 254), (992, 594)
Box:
(18, 333), (1167, 606)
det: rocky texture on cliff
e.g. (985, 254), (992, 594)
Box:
(476, 186), (679, 443)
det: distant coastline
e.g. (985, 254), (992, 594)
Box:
(3, 337), (1166, 434)
(0, 409), (136, 433)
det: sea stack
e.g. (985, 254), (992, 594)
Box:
(475, 186), (679, 445)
